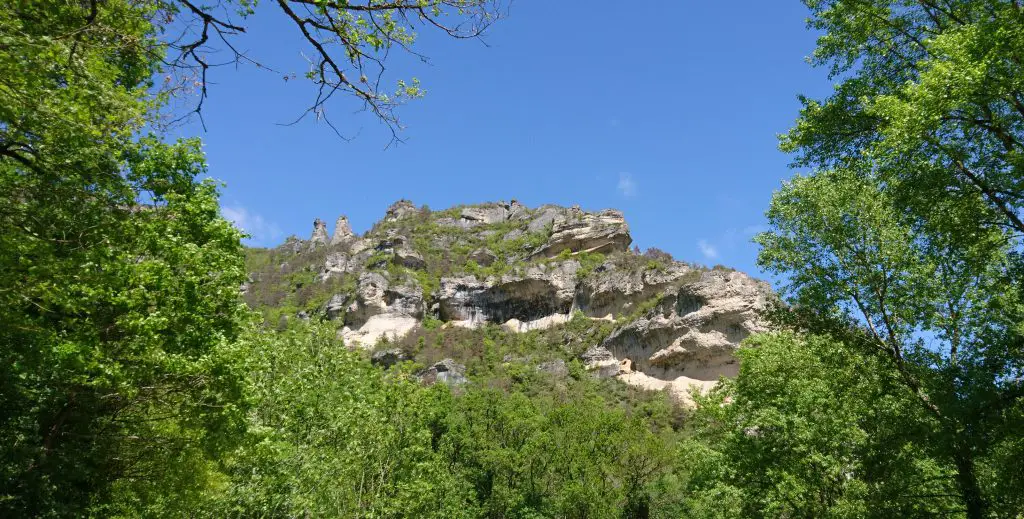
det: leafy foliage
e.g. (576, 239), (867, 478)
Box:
(758, 1), (1024, 517)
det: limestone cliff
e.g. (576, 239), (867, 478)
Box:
(243, 201), (773, 403)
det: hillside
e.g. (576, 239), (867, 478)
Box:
(243, 200), (773, 402)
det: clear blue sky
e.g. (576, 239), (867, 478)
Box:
(183, 1), (833, 277)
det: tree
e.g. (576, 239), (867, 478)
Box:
(758, 1), (1024, 517)
(0, 0), (508, 513)
(1, 1), (249, 515)
(216, 324), (474, 518)
(687, 332), (960, 518)
(158, 0), (505, 138)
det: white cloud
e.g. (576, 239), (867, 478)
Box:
(222, 205), (282, 245)
(617, 172), (638, 197)
(697, 239), (719, 260)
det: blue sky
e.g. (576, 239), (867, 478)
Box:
(184, 1), (833, 277)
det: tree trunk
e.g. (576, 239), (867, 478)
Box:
(953, 450), (987, 519)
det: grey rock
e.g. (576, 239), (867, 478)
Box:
(375, 232), (407, 252)
(580, 345), (614, 364)
(507, 199), (528, 220)
(371, 348), (411, 368)
(419, 359), (468, 386)
(384, 199), (417, 222)
(502, 229), (526, 242)
(536, 359), (568, 377)
(574, 260), (696, 318)
(580, 346), (621, 378)
(395, 248), (426, 269)
(459, 204), (508, 227)
(345, 272), (424, 328)
(468, 247), (498, 267)
(309, 218), (329, 250)
(437, 260), (579, 327)
(331, 215), (356, 246)
(535, 209), (631, 258)
(318, 252), (351, 282)
(527, 205), (565, 233)
(324, 293), (348, 320)
(600, 269), (772, 382)
(279, 236), (306, 254)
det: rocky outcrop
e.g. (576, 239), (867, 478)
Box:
(331, 215), (355, 246)
(459, 204), (509, 227)
(468, 248), (497, 267)
(337, 272), (424, 347)
(309, 218), (329, 250)
(384, 199), (417, 222)
(595, 270), (772, 403)
(279, 235), (306, 254)
(580, 345), (621, 378)
(527, 205), (564, 233)
(535, 209), (631, 258)
(248, 201), (775, 405)
(418, 359), (468, 386)
(438, 260), (579, 329)
(575, 259), (696, 318)
(395, 248), (426, 269)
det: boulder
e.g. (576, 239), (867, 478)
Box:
(526, 205), (565, 233)
(507, 199), (528, 220)
(371, 348), (411, 368)
(468, 247), (498, 267)
(384, 199), (417, 222)
(459, 204), (508, 227)
(395, 248), (426, 269)
(535, 209), (631, 257)
(418, 359), (468, 386)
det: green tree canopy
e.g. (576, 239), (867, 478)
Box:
(758, 1), (1024, 517)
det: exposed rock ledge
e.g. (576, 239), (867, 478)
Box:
(261, 201), (773, 404)
(586, 270), (772, 403)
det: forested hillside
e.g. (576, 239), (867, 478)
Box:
(2, 0), (1022, 517)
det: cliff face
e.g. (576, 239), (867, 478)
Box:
(243, 200), (773, 402)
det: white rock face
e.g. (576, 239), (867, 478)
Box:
(501, 313), (571, 333)
(335, 272), (424, 348)
(318, 252), (351, 281)
(341, 314), (419, 348)
(575, 260), (696, 318)
(595, 270), (772, 403)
